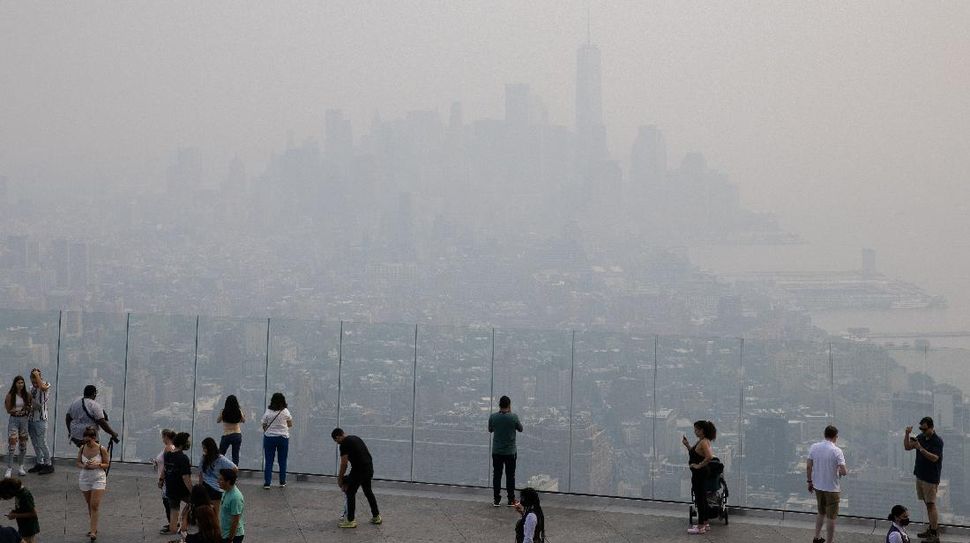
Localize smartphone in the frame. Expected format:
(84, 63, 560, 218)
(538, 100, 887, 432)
(909, 436, 918, 442)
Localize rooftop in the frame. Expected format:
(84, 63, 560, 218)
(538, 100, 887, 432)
(9, 464, 967, 543)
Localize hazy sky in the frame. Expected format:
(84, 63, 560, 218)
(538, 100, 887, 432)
(2, 1, 969, 312)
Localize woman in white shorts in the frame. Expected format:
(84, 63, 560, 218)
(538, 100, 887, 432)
(76, 426, 109, 541)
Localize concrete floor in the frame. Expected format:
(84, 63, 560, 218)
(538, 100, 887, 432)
(1, 464, 965, 543)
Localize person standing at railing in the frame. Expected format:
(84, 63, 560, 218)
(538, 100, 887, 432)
(26, 369, 52, 475)
(217, 395, 245, 466)
(807, 425, 847, 543)
(65, 385, 119, 448)
(904, 417, 943, 543)
(260, 393, 292, 489)
(331, 428, 381, 529)
(488, 395, 523, 507)
(4, 376, 31, 478)
(684, 420, 716, 535)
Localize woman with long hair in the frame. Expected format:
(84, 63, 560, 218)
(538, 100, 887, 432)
(261, 392, 293, 489)
(154, 429, 177, 535)
(4, 375, 32, 478)
(198, 437, 237, 503)
(180, 484, 222, 543)
(216, 395, 244, 465)
(76, 425, 109, 541)
(513, 487, 545, 543)
(683, 420, 717, 535)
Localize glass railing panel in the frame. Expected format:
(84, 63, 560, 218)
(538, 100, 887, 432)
(53, 311, 128, 459)
(740, 339, 831, 512)
(654, 335, 742, 504)
(194, 317, 268, 471)
(122, 313, 197, 462)
(491, 327, 572, 493)
(571, 330, 656, 497)
(0, 309, 61, 458)
(412, 324, 492, 485)
(266, 318, 340, 475)
(338, 322, 416, 480)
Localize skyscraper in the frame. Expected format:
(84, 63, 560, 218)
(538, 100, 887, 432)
(575, 37, 608, 170)
(630, 125, 668, 184)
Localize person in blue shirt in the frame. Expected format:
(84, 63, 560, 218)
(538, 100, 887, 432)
(903, 417, 943, 543)
(198, 437, 237, 503)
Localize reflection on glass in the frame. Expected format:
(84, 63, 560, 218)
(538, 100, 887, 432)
(654, 336, 741, 503)
(492, 328, 572, 493)
(413, 324, 491, 485)
(123, 314, 197, 462)
(54, 311, 128, 459)
(572, 331, 656, 497)
(267, 318, 340, 475)
(339, 322, 415, 480)
(195, 317, 268, 471)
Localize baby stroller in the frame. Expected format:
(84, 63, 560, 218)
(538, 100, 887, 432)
(688, 457, 729, 525)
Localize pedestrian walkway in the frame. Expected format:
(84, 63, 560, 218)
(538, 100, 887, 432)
(2, 464, 965, 542)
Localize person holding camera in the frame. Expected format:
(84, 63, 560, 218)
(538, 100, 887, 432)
(904, 417, 943, 542)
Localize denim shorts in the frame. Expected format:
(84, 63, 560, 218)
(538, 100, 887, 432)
(7, 415, 29, 438)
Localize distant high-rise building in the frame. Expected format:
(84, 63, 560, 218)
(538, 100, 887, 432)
(325, 109, 354, 162)
(166, 147, 203, 194)
(505, 83, 531, 128)
(5, 235, 30, 269)
(575, 41, 603, 134)
(68, 242, 90, 289)
(52, 238, 70, 288)
(576, 39, 608, 171)
(630, 125, 667, 184)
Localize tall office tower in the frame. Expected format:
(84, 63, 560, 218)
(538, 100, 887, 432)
(630, 125, 667, 184)
(575, 38, 608, 169)
(324, 109, 354, 161)
(68, 241, 90, 289)
(5, 235, 30, 269)
(166, 147, 203, 194)
(505, 83, 531, 128)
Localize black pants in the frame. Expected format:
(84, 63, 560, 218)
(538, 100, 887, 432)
(162, 495, 171, 521)
(691, 471, 711, 524)
(492, 453, 517, 504)
(345, 471, 379, 522)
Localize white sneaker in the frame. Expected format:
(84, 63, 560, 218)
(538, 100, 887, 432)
(3, 468, 10, 478)
(17, 465, 27, 476)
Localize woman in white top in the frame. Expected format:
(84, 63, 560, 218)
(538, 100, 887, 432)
(886, 504, 911, 543)
(261, 392, 293, 489)
(5, 375, 32, 478)
(152, 429, 176, 535)
(513, 487, 545, 543)
(76, 425, 109, 541)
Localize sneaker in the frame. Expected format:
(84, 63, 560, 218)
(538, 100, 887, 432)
(370, 515, 382, 525)
(917, 529, 932, 538)
(492, 502, 501, 507)
(813, 538, 825, 543)
(338, 519, 357, 529)
(923, 532, 940, 543)
(3, 468, 10, 478)
(17, 465, 27, 476)
(506, 500, 519, 507)
(687, 525, 707, 535)
(280, 482, 286, 488)
(39, 465, 54, 475)
(159, 526, 172, 534)
(263, 484, 271, 490)
(27, 464, 42, 473)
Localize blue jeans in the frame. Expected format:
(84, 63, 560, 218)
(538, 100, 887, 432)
(28, 419, 50, 465)
(262, 435, 288, 486)
(219, 433, 242, 465)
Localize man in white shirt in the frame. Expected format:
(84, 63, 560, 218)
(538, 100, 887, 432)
(807, 425, 848, 543)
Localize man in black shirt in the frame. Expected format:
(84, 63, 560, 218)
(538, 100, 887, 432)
(331, 428, 380, 529)
(904, 416, 943, 542)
